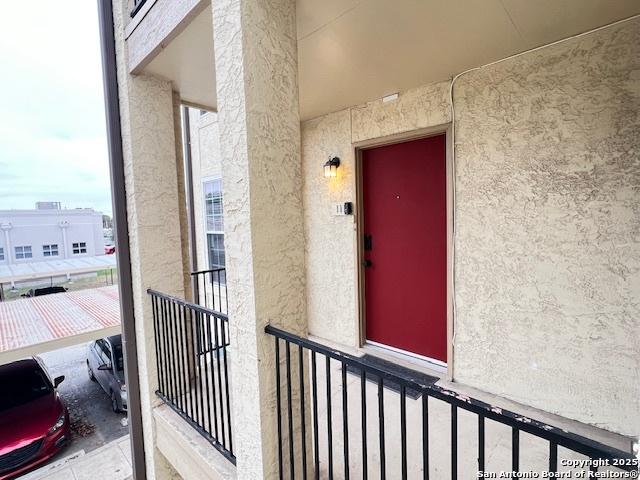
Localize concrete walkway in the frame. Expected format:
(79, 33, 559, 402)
(21, 435, 132, 480)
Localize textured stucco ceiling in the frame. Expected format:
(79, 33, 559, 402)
(142, 4, 215, 110)
(143, 0, 640, 120)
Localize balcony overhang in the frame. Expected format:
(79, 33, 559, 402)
(125, 0, 209, 76)
(129, 0, 640, 120)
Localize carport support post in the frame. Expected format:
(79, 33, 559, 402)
(99, 0, 188, 479)
(212, 0, 309, 477)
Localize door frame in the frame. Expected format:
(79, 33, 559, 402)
(354, 124, 454, 379)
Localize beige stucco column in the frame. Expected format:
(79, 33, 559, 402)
(212, 0, 307, 477)
(112, 1, 186, 478)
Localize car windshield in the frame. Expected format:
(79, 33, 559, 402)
(113, 344, 124, 371)
(0, 367, 52, 411)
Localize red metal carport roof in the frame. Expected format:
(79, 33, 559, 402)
(0, 285, 121, 364)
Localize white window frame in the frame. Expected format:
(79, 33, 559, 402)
(202, 177, 225, 271)
(72, 242, 87, 255)
(43, 244, 59, 257)
(15, 245, 33, 260)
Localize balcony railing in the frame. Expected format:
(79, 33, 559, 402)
(191, 267, 227, 314)
(266, 325, 637, 479)
(149, 289, 234, 464)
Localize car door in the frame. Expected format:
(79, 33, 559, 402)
(88, 341, 100, 374)
(103, 339, 118, 394)
(94, 340, 112, 394)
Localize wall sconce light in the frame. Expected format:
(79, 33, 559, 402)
(324, 156, 340, 178)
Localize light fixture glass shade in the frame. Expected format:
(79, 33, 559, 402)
(324, 164, 337, 177)
(324, 157, 340, 178)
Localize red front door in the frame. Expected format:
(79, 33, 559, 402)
(362, 135, 447, 362)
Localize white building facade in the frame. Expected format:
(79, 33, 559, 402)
(0, 207, 105, 265)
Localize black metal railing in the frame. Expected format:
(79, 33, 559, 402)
(149, 289, 234, 464)
(191, 267, 227, 314)
(266, 325, 637, 479)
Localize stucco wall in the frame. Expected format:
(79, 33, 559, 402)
(302, 79, 453, 349)
(301, 18, 640, 436)
(212, 0, 307, 476)
(301, 110, 359, 346)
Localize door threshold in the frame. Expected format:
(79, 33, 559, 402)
(363, 340, 447, 375)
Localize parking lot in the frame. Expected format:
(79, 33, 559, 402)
(39, 342, 129, 458)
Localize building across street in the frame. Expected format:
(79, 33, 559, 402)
(0, 203, 105, 267)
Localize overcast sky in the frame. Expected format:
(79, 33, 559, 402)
(0, 1, 112, 216)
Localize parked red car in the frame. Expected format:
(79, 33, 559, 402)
(0, 358, 70, 479)
(104, 245, 116, 255)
